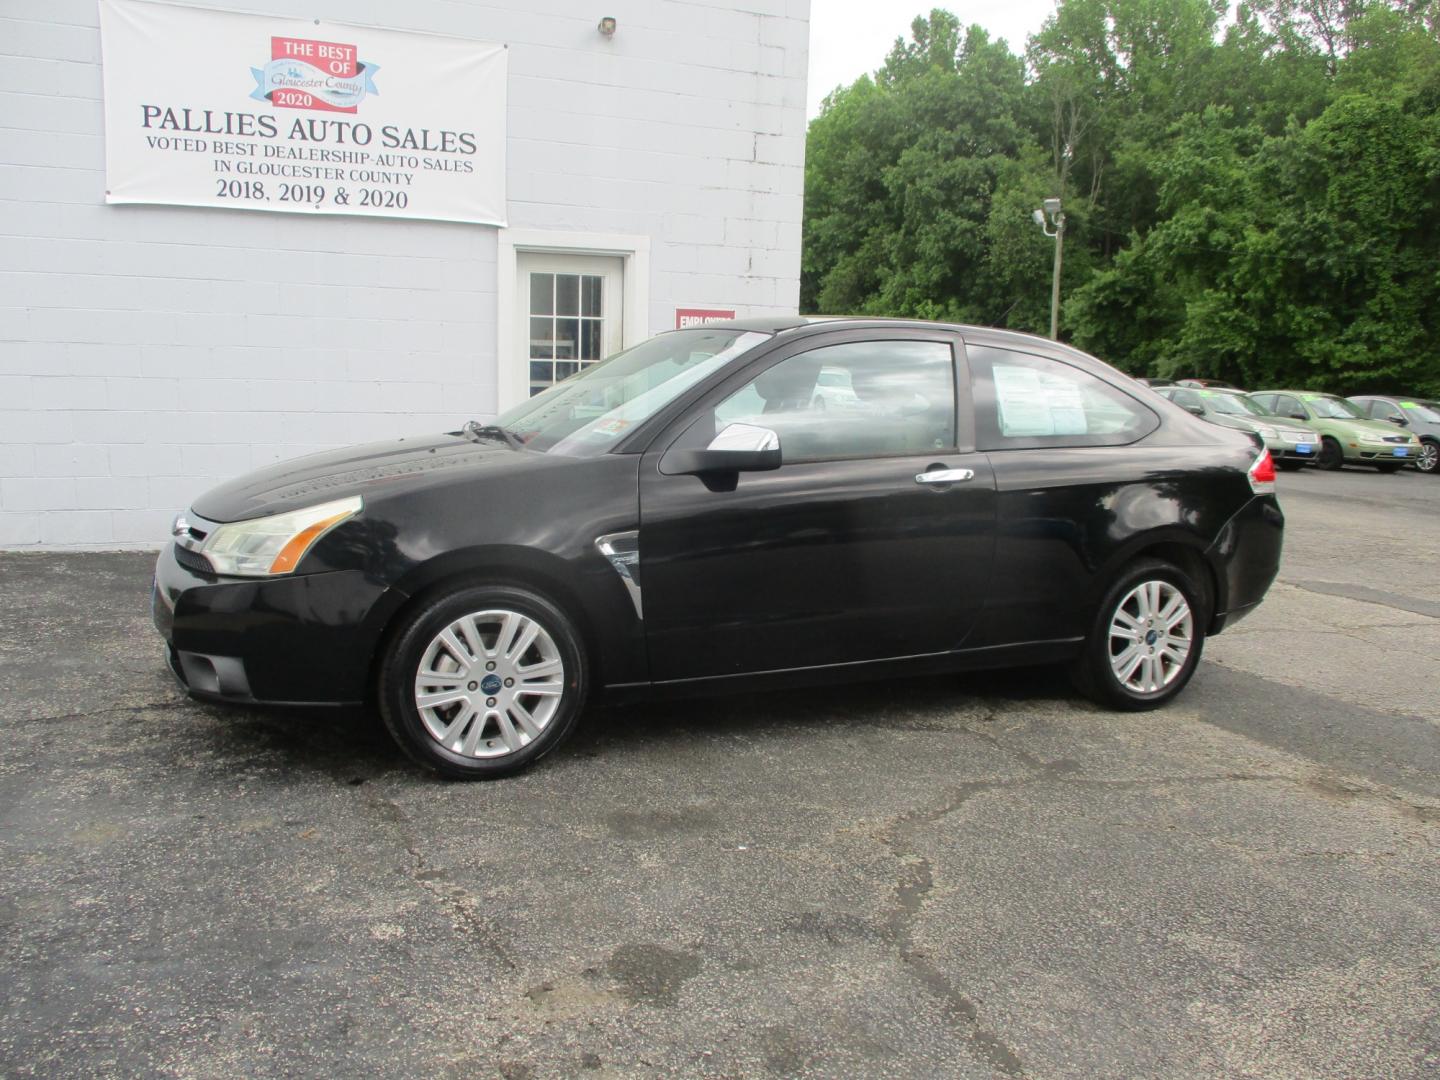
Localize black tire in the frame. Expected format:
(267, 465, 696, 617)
(1414, 439, 1438, 474)
(1375, 463, 1402, 474)
(1317, 436, 1344, 471)
(1069, 558, 1206, 711)
(377, 583, 588, 780)
(1276, 459, 1304, 472)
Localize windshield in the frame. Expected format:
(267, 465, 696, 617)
(1205, 392, 1267, 417)
(1305, 395, 1366, 419)
(495, 329, 771, 455)
(1400, 401, 1440, 423)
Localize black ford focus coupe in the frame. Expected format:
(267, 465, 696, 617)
(153, 318, 1283, 779)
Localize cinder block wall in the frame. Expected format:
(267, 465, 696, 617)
(0, 0, 809, 547)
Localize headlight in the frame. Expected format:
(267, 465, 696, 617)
(1256, 425, 1278, 439)
(200, 496, 362, 576)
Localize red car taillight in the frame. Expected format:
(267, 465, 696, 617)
(1248, 448, 1276, 494)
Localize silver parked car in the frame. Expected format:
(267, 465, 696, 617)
(1155, 386, 1320, 470)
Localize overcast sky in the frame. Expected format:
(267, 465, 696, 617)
(806, 0, 1059, 117)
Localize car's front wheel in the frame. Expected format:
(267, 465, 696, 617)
(1071, 558, 1205, 711)
(378, 584, 587, 779)
(1317, 436, 1344, 471)
(1414, 439, 1438, 474)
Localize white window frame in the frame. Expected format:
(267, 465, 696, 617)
(496, 228, 651, 411)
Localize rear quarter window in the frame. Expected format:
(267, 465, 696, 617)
(969, 344, 1158, 450)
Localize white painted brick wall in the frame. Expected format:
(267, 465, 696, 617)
(1, 0, 810, 548)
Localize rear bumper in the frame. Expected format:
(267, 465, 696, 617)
(1206, 494, 1284, 634)
(152, 543, 399, 706)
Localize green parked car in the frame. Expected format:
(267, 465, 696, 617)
(1250, 390, 1423, 472)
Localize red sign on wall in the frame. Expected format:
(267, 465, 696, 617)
(675, 307, 736, 329)
(265, 36, 369, 113)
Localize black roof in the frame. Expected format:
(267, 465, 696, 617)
(668, 317, 1155, 395)
(691, 315, 1062, 350)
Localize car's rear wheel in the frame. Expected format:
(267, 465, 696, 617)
(1317, 437, 1344, 471)
(1413, 440, 1437, 474)
(378, 584, 587, 780)
(1071, 558, 1205, 711)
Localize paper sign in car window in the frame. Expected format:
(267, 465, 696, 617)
(993, 364, 1056, 436)
(1038, 373, 1089, 435)
(1401, 402, 1417, 409)
(994, 364, 1091, 436)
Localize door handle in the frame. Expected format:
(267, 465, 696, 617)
(915, 468, 975, 485)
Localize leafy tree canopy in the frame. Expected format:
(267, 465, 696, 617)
(802, 0, 1440, 395)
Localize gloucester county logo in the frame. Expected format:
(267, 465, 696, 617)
(250, 36, 379, 114)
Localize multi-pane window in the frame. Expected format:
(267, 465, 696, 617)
(529, 273, 604, 396)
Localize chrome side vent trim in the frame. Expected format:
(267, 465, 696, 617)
(595, 531, 642, 620)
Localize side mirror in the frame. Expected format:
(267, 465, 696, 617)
(662, 423, 782, 476)
(1184, 404, 1206, 417)
(1385, 415, 1407, 426)
(1289, 412, 1307, 421)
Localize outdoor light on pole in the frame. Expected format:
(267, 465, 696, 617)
(1032, 197, 1065, 339)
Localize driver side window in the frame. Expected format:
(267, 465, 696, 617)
(1273, 395, 1305, 419)
(710, 340, 956, 462)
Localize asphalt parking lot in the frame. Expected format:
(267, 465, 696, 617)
(2, 466, 1438, 1079)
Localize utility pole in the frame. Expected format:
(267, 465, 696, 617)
(1032, 198, 1065, 339)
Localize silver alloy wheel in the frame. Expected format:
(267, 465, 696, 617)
(1419, 442, 1439, 474)
(413, 608, 565, 759)
(1107, 580, 1194, 694)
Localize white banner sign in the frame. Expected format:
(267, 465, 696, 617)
(100, 0, 507, 225)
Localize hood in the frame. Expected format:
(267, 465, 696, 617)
(1328, 415, 1416, 438)
(191, 432, 532, 522)
(1205, 413, 1262, 433)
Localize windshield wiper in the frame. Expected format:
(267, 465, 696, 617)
(461, 420, 524, 450)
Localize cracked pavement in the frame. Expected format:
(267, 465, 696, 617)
(2, 467, 1439, 1078)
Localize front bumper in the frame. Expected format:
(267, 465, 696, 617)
(1349, 444, 1418, 462)
(1268, 438, 1318, 462)
(152, 542, 398, 706)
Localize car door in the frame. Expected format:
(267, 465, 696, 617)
(959, 336, 1174, 649)
(1367, 399, 1404, 426)
(1271, 394, 1309, 422)
(637, 329, 997, 683)
(1169, 388, 1206, 416)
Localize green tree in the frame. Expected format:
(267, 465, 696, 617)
(803, 15, 1034, 323)
(802, 1, 1440, 392)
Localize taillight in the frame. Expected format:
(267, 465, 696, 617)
(1248, 448, 1276, 494)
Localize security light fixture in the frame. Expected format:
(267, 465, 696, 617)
(597, 16, 616, 36)
(1032, 197, 1067, 340)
